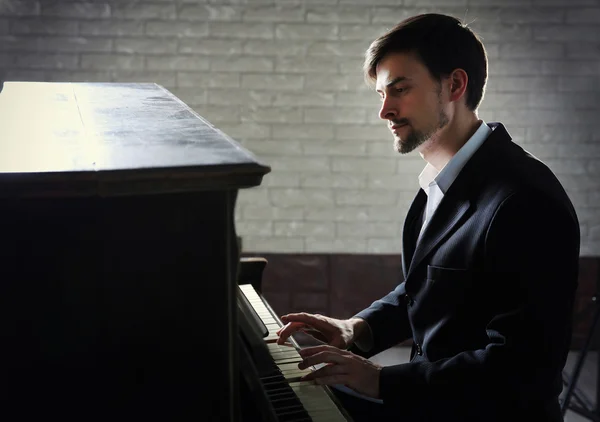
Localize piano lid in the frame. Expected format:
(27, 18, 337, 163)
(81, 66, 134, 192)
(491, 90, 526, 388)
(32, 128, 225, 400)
(0, 82, 270, 198)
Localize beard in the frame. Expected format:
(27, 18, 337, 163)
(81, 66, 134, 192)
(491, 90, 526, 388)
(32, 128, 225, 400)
(394, 107, 450, 155)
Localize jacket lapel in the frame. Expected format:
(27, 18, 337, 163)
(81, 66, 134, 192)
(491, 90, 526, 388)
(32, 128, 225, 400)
(402, 189, 427, 278)
(407, 197, 472, 276)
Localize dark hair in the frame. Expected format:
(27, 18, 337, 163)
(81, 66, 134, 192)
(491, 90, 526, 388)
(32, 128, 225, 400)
(364, 13, 488, 111)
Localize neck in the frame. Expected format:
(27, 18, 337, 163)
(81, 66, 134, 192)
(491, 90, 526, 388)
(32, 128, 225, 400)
(419, 111, 481, 172)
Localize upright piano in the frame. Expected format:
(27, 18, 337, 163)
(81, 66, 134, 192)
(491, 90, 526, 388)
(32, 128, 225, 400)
(0, 82, 350, 421)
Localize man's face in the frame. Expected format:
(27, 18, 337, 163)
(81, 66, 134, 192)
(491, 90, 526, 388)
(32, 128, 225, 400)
(375, 52, 449, 154)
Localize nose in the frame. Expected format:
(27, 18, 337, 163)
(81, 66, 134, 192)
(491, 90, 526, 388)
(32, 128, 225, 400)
(378, 97, 398, 121)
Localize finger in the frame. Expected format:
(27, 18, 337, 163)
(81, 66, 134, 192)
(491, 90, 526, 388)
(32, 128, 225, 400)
(276, 321, 307, 345)
(299, 345, 351, 358)
(280, 312, 331, 332)
(310, 374, 349, 386)
(301, 363, 346, 381)
(298, 351, 347, 370)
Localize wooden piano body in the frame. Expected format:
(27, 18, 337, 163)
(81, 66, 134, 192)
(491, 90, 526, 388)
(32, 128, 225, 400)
(0, 82, 350, 421)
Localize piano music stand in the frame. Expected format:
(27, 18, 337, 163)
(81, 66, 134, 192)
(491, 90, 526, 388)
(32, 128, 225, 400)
(561, 290, 600, 422)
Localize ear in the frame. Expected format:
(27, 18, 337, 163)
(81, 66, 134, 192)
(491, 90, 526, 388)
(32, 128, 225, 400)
(448, 69, 468, 103)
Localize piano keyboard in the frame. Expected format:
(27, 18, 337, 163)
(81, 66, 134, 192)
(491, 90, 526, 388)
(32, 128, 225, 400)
(239, 284, 348, 422)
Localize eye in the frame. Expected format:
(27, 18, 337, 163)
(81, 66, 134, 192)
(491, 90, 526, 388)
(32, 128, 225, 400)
(396, 87, 405, 93)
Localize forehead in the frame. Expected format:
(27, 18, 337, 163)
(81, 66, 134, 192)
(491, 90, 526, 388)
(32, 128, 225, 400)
(375, 52, 428, 89)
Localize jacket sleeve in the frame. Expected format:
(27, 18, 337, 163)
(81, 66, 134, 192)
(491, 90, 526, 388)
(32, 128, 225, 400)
(378, 191, 580, 404)
(350, 281, 413, 357)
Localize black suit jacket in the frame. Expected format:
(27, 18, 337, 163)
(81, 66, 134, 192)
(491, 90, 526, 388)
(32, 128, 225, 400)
(354, 123, 580, 421)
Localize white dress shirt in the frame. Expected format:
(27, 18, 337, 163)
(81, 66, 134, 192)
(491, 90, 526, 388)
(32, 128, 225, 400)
(417, 121, 492, 241)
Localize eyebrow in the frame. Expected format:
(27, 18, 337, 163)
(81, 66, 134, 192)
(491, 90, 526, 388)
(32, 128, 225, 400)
(376, 76, 411, 92)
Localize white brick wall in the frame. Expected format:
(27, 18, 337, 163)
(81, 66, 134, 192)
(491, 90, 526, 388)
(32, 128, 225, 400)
(1, 0, 599, 255)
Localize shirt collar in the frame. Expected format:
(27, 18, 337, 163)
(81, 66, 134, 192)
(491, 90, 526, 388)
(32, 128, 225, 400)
(418, 121, 492, 193)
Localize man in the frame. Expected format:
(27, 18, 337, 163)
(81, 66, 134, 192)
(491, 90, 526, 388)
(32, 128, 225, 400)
(277, 13, 580, 422)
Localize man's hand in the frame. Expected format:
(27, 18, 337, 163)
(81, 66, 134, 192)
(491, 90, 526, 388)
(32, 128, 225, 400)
(276, 313, 366, 349)
(298, 345, 382, 399)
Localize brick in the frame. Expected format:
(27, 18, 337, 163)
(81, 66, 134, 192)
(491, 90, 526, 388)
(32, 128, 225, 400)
(193, 105, 240, 123)
(262, 155, 330, 172)
(243, 139, 303, 155)
(544, 159, 588, 176)
(486, 76, 555, 92)
(332, 157, 396, 174)
(488, 59, 542, 76)
(276, 24, 337, 40)
(558, 76, 600, 92)
(115, 38, 177, 55)
(36, 36, 112, 53)
(178, 72, 238, 88)
(147, 57, 210, 72)
(304, 107, 367, 124)
(306, 73, 369, 92)
(178, 4, 242, 21)
(336, 124, 390, 141)
(272, 124, 334, 140)
(528, 93, 599, 109)
(339, 25, 386, 41)
(236, 221, 273, 236)
(535, 26, 600, 43)
(241, 74, 303, 90)
(276, 56, 338, 73)
(270, 188, 335, 207)
(301, 173, 367, 189)
(566, 42, 600, 59)
(179, 39, 242, 55)
(340, 0, 406, 4)
(274, 92, 334, 106)
(558, 144, 600, 158)
(306, 237, 366, 254)
(15, 53, 78, 69)
(371, 7, 425, 24)
(470, 23, 532, 42)
(368, 204, 413, 221)
(499, 7, 564, 23)
(367, 238, 401, 254)
(541, 60, 599, 76)
(243, 40, 307, 56)
(216, 122, 271, 140)
(498, 42, 564, 59)
(42, 2, 110, 19)
(207, 89, 275, 106)
(243, 5, 304, 22)
(260, 172, 301, 187)
(275, 222, 335, 237)
(338, 57, 365, 74)
(0, 19, 7, 34)
(112, 3, 176, 19)
(2, 69, 44, 81)
(307, 41, 367, 57)
(366, 141, 396, 157)
(0, 52, 13, 67)
(46, 70, 112, 82)
(336, 92, 381, 107)
(80, 20, 143, 36)
(482, 93, 529, 110)
(0, 0, 40, 16)
(567, 8, 600, 23)
(242, 205, 303, 221)
(211, 56, 273, 72)
(169, 88, 207, 107)
(337, 221, 400, 237)
(210, 22, 274, 39)
(404, 0, 466, 5)
(12, 18, 78, 35)
(495, 110, 597, 126)
(307, 7, 369, 24)
(335, 189, 397, 205)
(533, 0, 598, 6)
(242, 236, 304, 253)
(145, 21, 208, 38)
(81, 54, 144, 70)
(241, 105, 302, 123)
(302, 140, 367, 156)
(111, 71, 176, 88)
(305, 206, 369, 222)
